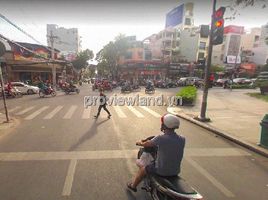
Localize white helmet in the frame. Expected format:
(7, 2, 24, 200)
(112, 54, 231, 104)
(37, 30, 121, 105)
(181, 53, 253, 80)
(161, 114, 180, 129)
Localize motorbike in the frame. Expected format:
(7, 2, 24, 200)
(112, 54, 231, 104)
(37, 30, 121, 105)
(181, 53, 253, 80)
(1, 87, 23, 98)
(136, 136, 203, 200)
(121, 84, 132, 93)
(63, 85, 80, 94)
(39, 86, 56, 98)
(145, 86, 155, 94)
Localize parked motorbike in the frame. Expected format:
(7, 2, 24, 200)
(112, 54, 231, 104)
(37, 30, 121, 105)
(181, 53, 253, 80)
(39, 86, 56, 98)
(136, 136, 203, 200)
(63, 86, 80, 94)
(121, 84, 132, 93)
(145, 86, 155, 94)
(131, 84, 141, 92)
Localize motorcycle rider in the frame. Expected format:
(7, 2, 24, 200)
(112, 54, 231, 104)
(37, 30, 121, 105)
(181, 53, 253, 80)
(146, 80, 154, 90)
(6, 81, 13, 95)
(38, 79, 48, 93)
(127, 114, 185, 192)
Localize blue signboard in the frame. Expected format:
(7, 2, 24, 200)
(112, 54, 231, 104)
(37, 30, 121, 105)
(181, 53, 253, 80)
(165, 4, 184, 28)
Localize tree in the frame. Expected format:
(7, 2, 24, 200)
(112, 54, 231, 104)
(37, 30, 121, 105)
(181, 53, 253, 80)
(261, 64, 268, 72)
(72, 49, 94, 70)
(211, 65, 225, 73)
(96, 34, 130, 79)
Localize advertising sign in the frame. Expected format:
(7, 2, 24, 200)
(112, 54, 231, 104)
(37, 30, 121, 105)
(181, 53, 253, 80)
(227, 55, 241, 64)
(9, 42, 56, 61)
(224, 25, 244, 34)
(165, 4, 184, 28)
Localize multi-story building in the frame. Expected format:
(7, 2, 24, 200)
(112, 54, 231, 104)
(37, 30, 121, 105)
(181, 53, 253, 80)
(252, 23, 268, 65)
(47, 24, 81, 60)
(212, 25, 244, 68)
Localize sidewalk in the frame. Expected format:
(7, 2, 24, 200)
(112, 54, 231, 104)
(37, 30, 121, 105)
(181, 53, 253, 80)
(168, 88, 268, 157)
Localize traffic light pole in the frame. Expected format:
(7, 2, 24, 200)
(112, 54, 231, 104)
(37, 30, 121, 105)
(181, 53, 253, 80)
(0, 61, 9, 122)
(198, 0, 217, 121)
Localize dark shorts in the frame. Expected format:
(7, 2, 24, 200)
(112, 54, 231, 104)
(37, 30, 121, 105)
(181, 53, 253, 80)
(145, 162, 156, 175)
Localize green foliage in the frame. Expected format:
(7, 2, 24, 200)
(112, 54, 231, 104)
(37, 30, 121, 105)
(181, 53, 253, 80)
(231, 84, 256, 89)
(247, 93, 268, 102)
(211, 65, 224, 73)
(72, 49, 94, 70)
(261, 64, 268, 72)
(95, 34, 130, 78)
(176, 86, 197, 105)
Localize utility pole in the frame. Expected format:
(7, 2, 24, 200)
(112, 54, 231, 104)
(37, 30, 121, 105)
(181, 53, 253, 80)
(198, 0, 217, 121)
(47, 31, 58, 89)
(0, 41, 9, 122)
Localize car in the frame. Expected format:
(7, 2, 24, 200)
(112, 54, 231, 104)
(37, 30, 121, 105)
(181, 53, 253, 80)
(215, 79, 228, 86)
(177, 77, 200, 86)
(233, 78, 247, 84)
(11, 82, 39, 94)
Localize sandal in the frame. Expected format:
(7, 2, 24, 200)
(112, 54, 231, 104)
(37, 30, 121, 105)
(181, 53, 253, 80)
(127, 182, 137, 192)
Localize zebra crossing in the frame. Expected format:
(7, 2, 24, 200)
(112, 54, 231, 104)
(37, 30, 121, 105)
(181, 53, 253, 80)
(7, 105, 164, 121)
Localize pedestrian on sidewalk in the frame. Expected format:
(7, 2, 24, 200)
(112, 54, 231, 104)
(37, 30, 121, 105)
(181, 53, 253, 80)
(94, 88, 111, 119)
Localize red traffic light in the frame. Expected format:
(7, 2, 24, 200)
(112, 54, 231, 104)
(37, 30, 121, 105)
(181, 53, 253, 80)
(215, 19, 224, 27)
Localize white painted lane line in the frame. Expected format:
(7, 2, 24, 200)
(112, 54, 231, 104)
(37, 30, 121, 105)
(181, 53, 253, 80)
(62, 159, 77, 196)
(9, 106, 21, 112)
(25, 106, 49, 120)
(44, 106, 63, 119)
(240, 115, 261, 118)
(16, 106, 35, 115)
(82, 107, 91, 119)
(212, 116, 233, 119)
(186, 157, 235, 198)
(0, 148, 250, 161)
(113, 106, 127, 118)
(139, 106, 161, 118)
(127, 106, 144, 118)
(63, 105, 77, 119)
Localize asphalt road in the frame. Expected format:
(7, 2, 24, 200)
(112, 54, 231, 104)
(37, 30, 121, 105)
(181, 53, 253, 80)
(0, 84, 267, 200)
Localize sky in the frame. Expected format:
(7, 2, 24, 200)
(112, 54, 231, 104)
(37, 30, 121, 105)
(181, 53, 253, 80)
(0, 0, 267, 63)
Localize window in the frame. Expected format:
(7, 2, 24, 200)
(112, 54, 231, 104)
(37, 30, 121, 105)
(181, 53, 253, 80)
(138, 51, 143, 59)
(198, 52, 205, 59)
(185, 18, 191, 25)
(125, 51, 132, 59)
(199, 42, 206, 50)
(220, 54, 224, 61)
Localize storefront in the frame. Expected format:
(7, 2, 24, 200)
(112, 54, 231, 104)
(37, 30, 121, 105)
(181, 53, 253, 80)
(167, 63, 190, 79)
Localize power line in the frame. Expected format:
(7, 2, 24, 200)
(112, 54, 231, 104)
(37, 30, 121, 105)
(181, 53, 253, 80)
(0, 13, 43, 45)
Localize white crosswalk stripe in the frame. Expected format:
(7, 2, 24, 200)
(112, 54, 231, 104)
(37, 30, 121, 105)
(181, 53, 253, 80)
(139, 106, 161, 118)
(16, 106, 35, 115)
(126, 106, 144, 118)
(82, 107, 91, 119)
(9, 106, 21, 112)
(44, 106, 63, 119)
(113, 106, 127, 118)
(63, 106, 78, 119)
(25, 106, 49, 120)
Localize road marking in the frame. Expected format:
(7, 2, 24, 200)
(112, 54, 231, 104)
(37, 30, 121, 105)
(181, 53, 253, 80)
(126, 106, 144, 118)
(63, 105, 77, 119)
(9, 106, 21, 112)
(139, 106, 161, 118)
(186, 157, 235, 198)
(240, 115, 261, 118)
(113, 106, 127, 118)
(44, 106, 63, 119)
(62, 159, 77, 196)
(212, 116, 233, 119)
(0, 148, 249, 161)
(82, 107, 91, 119)
(25, 106, 49, 120)
(16, 106, 35, 115)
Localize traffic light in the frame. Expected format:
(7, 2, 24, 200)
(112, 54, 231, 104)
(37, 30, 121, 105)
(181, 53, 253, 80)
(212, 7, 226, 45)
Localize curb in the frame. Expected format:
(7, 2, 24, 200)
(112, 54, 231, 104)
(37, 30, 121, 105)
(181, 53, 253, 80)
(167, 107, 268, 158)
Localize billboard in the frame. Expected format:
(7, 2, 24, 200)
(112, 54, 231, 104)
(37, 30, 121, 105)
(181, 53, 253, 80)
(224, 25, 244, 34)
(9, 42, 58, 61)
(165, 4, 184, 28)
(227, 55, 241, 64)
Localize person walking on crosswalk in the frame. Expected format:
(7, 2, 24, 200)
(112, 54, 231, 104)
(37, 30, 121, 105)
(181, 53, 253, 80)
(94, 88, 111, 119)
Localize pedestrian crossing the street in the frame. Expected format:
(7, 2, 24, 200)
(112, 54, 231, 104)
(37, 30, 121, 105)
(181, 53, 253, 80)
(8, 105, 163, 121)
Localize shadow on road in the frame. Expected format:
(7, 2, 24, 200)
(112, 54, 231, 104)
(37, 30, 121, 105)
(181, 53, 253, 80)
(69, 118, 109, 151)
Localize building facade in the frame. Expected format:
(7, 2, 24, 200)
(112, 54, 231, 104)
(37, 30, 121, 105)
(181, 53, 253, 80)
(47, 24, 81, 60)
(252, 23, 268, 65)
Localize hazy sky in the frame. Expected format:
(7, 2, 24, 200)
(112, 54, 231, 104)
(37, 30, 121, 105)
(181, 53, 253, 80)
(0, 0, 267, 60)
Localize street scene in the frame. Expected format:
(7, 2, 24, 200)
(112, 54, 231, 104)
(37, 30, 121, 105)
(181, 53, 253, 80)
(0, 0, 268, 200)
